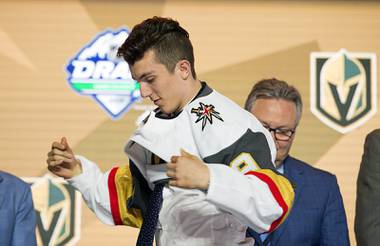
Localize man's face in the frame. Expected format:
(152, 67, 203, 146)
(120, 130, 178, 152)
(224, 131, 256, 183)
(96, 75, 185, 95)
(250, 98, 298, 166)
(130, 49, 187, 114)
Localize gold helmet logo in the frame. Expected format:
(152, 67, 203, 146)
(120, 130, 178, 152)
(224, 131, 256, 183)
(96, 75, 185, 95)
(25, 175, 81, 245)
(310, 49, 377, 133)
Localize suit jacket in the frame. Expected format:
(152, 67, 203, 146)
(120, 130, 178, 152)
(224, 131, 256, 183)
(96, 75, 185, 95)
(0, 171, 37, 246)
(355, 129, 380, 246)
(248, 156, 349, 246)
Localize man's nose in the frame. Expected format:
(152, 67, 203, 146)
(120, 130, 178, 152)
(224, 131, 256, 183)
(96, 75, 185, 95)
(139, 82, 152, 98)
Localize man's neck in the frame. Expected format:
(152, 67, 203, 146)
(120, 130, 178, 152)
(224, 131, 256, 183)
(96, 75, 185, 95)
(276, 155, 290, 170)
(178, 79, 202, 112)
(187, 79, 202, 103)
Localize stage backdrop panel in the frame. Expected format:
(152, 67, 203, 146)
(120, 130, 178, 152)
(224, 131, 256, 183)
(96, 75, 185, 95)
(1, 0, 379, 245)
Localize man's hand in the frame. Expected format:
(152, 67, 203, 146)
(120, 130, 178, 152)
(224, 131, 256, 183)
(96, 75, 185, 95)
(46, 137, 82, 179)
(167, 149, 210, 190)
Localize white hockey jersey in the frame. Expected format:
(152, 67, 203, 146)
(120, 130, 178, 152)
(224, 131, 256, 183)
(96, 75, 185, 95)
(70, 83, 294, 246)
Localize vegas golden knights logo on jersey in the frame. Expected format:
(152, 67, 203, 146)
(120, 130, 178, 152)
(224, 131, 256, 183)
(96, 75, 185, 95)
(310, 49, 377, 133)
(191, 102, 224, 131)
(25, 175, 81, 246)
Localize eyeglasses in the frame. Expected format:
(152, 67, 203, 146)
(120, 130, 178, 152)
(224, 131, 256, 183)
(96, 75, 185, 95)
(263, 125, 295, 141)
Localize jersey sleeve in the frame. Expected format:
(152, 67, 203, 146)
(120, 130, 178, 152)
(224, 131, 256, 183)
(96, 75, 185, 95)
(206, 164, 293, 234)
(203, 130, 294, 233)
(68, 155, 143, 228)
(107, 165, 143, 228)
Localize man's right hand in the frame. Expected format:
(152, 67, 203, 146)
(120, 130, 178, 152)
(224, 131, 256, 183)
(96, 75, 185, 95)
(46, 137, 82, 179)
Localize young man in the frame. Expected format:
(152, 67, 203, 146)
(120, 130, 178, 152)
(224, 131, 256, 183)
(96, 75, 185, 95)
(0, 171, 37, 246)
(245, 78, 349, 245)
(47, 17, 294, 246)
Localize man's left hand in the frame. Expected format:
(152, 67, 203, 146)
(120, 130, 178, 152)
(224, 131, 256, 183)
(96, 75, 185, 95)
(167, 149, 210, 190)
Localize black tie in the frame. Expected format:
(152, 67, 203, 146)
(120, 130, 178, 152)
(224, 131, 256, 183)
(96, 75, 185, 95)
(136, 183, 164, 246)
(246, 228, 265, 246)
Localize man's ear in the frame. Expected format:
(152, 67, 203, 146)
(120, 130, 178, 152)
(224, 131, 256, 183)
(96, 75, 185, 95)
(177, 60, 191, 80)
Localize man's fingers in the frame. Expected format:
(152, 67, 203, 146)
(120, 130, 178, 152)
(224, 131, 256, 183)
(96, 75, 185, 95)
(47, 165, 57, 173)
(166, 169, 176, 179)
(47, 151, 74, 163)
(166, 162, 180, 180)
(47, 156, 74, 167)
(51, 141, 65, 150)
(170, 155, 179, 163)
(48, 165, 71, 179)
(47, 159, 64, 167)
(51, 148, 73, 159)
(61, 137, 73, 152)
(169, 179, 188, 188)
(168, 179, 177, 187)
(167, 162, 176, 169)
(51, 137, 73, 153)
(48, 165, 62, 172)
(180, 148, 191, 157)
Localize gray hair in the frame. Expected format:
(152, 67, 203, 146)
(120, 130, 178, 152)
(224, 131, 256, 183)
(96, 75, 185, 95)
(244, 78, 303, 125)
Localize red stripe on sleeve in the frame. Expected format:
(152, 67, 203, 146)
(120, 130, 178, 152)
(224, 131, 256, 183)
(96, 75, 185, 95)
(245, 171, 288, 232)
(108, 167, 123, 225)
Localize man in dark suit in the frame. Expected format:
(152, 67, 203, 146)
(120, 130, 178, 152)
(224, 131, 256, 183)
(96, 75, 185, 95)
(0, 171, 37, 246)
(355, 129, 380, 246)
(245, 78, 349, 246)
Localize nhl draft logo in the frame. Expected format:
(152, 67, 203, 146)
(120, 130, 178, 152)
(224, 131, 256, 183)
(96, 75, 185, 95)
(310, 49, 377, 133)
(24, 175, 81, 246)
(66, 28, 140, 120)
(191, 102, 224, 130)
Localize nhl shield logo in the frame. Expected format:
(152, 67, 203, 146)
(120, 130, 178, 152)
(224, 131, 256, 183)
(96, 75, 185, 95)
(24, 175, 81, 246)
(66, 28, 141, 120)
(310, 49, 377, 133)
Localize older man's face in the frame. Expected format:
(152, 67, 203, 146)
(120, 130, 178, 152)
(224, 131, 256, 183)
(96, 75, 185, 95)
(251, 98, 298, 166)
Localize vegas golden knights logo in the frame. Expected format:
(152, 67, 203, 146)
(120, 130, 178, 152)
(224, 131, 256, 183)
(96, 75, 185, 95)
(310, 49, 377, 133)
(25, 175, 81, 246)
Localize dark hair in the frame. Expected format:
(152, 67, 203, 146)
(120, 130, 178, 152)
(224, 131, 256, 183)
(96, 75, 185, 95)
(244, 78, 303, 125)
(118, 16, 196, 78)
